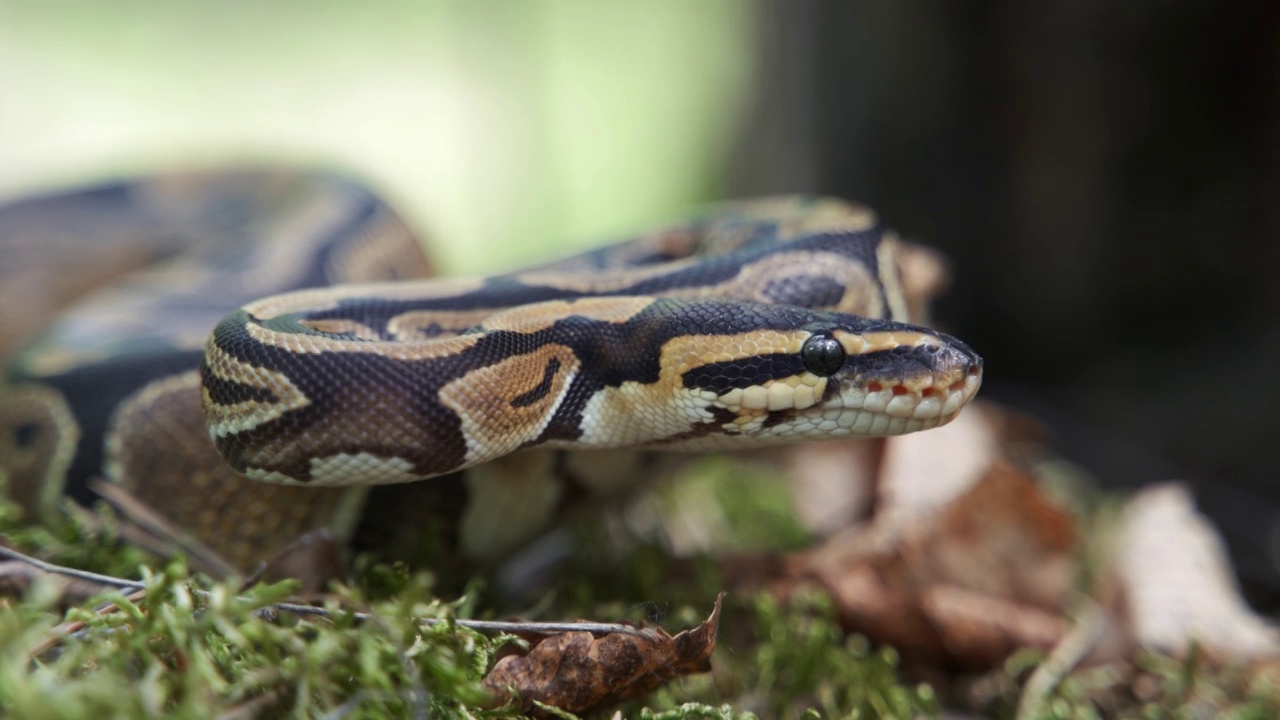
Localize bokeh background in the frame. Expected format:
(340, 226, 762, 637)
(2, 2, 1278, 602)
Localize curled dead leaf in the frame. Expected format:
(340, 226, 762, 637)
(732, 403, 1077, 671)
(483, 593, 723, 717)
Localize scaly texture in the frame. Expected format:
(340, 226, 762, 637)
(0, 174, 981, 568)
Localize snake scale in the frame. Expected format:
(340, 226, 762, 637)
(0, 169, 982, 572)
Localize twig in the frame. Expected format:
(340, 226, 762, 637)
(1016, 598, 1108, 719)
(0, 543, 644, 636)
(0, 544, 146, 592)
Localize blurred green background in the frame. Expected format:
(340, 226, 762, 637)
(0, 1, 751, 272)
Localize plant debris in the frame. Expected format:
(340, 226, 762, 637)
(483, 594, 723, 716)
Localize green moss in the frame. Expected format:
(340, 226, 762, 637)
(0, 559, 505, 719)
(0, 484, 939, 719)
(6, 474, 1277, 719)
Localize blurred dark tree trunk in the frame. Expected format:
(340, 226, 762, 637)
(727, 0, 1280, 603)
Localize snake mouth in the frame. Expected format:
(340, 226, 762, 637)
(691, 335, 983, 446)
(820, 335, 984, 435)
(832, 361, 983, 433)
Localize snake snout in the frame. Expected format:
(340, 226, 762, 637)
(834, 331, 983, 430)
(931, 333, 983, 380)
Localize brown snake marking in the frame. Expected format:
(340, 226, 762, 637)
(1, 170, 982, 571)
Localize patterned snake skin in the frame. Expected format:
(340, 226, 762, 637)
(0, 169, 982, 572)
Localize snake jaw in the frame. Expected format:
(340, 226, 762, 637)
(759, 331, 982, 440)
(830, 333, 983, 428)
(672, 319, 983, 449)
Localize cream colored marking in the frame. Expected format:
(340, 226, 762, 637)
(518, 249, 884, 317)
(711, 196, 878, 243)
(202, 345, 311, 436)
(244, 467, 303, 484)
(794, 383, 817, 409)
(477, 296, 655, 334)
(663, 330, 808, 373)
(574, 384, 709, 449)
(833, 329, 941, 356)
(243, 276, 488, 321)
(663, 251, 883, 317)
(243, 319, 481, 360)
(298, 318, 383, 340)
(876, 233, 913, 322)
(438, 343, 581, 465)
(386, 308, 494, 341)
(886, 394, 917, 418)
(741, 386, 768, 410)
(639, 340, 982, 451)
(19, 344, 119, 379)
(0, 382, 79, 520)
(575, 329, 814, 447)
(768, 381, 798, 411)
(460, 450, 563, 560)
(913, 395, 943, 419)
(513, 260, 698, 294)
(717, 375, 827, 413)
(309, 453, 420, 487)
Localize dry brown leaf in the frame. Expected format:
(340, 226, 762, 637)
(731, 404, 1078, 671)
(798, 462, 1073, 668)
(483, 593, 723, 716)
(913, 460, 1075, 609)
(919, 584, 1066, 668)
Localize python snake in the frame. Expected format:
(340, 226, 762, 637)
(0, 169, 982, 571)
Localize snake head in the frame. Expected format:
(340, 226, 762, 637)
(784, 321, 984, 436)
(575, 298, 984, 450)
(203, 296, 983, 485)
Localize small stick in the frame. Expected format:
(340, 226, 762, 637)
(0, 543, 644, 636)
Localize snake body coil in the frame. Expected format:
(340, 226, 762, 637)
(0, 170, 982, 570)
(206, 298, 979, 486)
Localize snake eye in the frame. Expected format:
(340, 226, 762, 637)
(801, 333, 845, 376)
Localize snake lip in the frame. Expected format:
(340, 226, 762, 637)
(835, 338, 983, 428)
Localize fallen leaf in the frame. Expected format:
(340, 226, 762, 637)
(918, 584, 1066, 668)
(914, 460, 1075, 609)
(731, 403, 1077, 672)
(483, 593, 723, 717)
